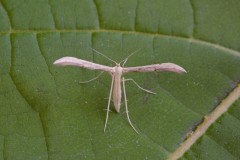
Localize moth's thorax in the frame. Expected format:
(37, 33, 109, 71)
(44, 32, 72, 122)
(113, 64, 123, 75)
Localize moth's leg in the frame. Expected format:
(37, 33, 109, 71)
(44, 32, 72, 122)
(124, 78, 156, 94)
(104, 76, 114, 132)
(122, 77, 139, 134)
(79, 71, 104, 83)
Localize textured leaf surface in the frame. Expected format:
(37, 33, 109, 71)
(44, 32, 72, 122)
(0, 0, 240, 159)
(181, 99, 240, 160)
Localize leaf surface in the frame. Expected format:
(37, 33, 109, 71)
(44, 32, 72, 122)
(0, 0, 240, 159)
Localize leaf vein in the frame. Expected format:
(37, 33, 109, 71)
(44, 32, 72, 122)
(167, 84, 240, 160)
(9, 35, 50, 160)
(47, 0, 56, 29)
(0, 30, 239, 57)
(92, 0, 100, 29)
(189, 0, 195, 37)
(0, 1, 12, 30)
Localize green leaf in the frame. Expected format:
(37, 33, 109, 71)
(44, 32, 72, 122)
(181, 99, 240, 160)
(0, 0, 240, 159)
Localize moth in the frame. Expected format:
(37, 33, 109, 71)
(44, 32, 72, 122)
(53, 49, 186, 133)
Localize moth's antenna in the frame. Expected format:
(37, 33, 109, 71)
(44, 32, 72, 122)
(120, 48, 143, 67)
(90, 48, 118, 64)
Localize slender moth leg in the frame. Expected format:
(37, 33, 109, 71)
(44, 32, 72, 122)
(79, 71, 104, 83)
(122, 77, 139, 134)
(104, 76, 115, 132)
(124, 78, 156, 94)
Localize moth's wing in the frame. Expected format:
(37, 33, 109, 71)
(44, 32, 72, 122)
(123, 63, 186, 74)
(53, 57, 113, 72)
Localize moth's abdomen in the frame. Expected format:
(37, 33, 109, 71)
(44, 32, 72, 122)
(113, 76, 121, 112)
(112, 66, 123, 112)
